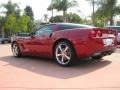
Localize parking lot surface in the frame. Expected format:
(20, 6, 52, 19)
(0, 44, 120, 90)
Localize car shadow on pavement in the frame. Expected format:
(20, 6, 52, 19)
(0, 56, 111, 79)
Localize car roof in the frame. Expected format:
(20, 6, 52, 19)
(47, 23, 94, 28)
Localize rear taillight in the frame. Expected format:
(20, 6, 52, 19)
(90, 30, 96, 37)
(97, 30, 102, 37)
(90, 29, 103, 38)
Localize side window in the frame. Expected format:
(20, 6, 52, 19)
(35, 25, 53, 36)
(59, 25, 73, 30)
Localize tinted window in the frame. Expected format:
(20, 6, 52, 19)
(59, 24, 93, 30)
(35, 25, 53, 36)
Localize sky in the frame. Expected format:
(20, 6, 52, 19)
(0, 0, 120, 20)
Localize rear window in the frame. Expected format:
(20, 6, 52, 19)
(59, 24, 93, 30)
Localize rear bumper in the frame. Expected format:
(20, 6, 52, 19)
(74, 38, 117, 59)
(91, 48, 115, 57)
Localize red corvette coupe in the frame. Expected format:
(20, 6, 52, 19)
(11, 23, 117, 66)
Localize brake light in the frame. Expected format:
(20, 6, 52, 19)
(90, 29, 103, 38)
(97, 30, 102, 37)
(90, 30, 96, 37)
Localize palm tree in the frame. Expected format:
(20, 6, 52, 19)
(47, 3, 54, 18)
(0, 16, 5, 38)
(44, 14, 49, 23)
(48, 0, 79, 22)
(86, 0, 98, 25)
(97, 0, 120, 25)
(47, 4, 54, 22)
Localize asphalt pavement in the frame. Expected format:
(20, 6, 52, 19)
(0, 44, 120, 90)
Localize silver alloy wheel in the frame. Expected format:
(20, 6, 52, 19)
(12, 43, 19, 56)
(55, 43, 71, 65)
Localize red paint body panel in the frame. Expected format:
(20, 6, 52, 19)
(13, 23, 117, 59)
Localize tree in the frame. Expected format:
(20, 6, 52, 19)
(17, 15, 30, 33)
(24, 6, 34, 20)
(67, 12, 84, 23)
(1, 0, 19, 16)
(48, 0, 79, 22)
(24, 6, 34, 32)
(0, 0, 20, 37)
(47, 3, 54, 20)
(49, 15, 63, 22)
(97, 0, 120, 25)
(86, 0, 98, 26)
(0, 16, 5, 38)
(44, 14, 49, 23)
(49, 13, 85, 23)
(4, 15, 16, 36)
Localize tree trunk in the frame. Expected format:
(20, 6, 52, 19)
(63, 10, 67, 22)
(92, 0, 95, 26)
(51, 9, 54, 22)
(52, 9, 53, 18)
(110, 14, 114, 26)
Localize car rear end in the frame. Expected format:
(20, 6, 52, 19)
(54, 23, 117, 59)
(75, 28, 117, 58)
(78, 28, 117, 58)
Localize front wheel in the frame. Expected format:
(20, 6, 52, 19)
(54, 41, 76, 67)
(12, 42, 22, 57)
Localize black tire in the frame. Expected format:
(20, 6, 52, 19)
(92, 55, 103, 60)
(54, 41, 76, 67)
(12, 42, 22, 57)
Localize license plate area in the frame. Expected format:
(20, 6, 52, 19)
(103, 38, 113, 46)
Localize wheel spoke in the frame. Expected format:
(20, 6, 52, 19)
(58, 45, 63, 52)
(61, 56, 64, 64)
(64, 46, 68, 52)
(56, 54, 62, 57)
(15, 48, 18, 54)
(64, 54, 70, 60)
(12, 44, 19, 56)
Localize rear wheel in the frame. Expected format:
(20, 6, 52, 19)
(92, 55, 103, 60)
(54, 41, 76, 67)
(12, 42, 22, 57)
